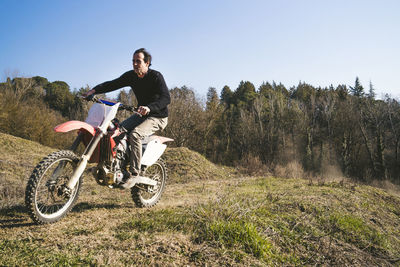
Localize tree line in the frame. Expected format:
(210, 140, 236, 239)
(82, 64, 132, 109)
(0, 76, 79, 148)
(163, 78, 400, 182)
(1, 75, 399, 182)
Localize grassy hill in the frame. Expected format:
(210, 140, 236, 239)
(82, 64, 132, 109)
(0, 132, 400, 266)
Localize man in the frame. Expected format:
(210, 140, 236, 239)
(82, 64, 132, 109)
(83, 48, 170, 189)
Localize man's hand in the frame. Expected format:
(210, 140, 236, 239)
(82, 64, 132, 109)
(82, 89, 96, 100)
(138, 106, 150, 116)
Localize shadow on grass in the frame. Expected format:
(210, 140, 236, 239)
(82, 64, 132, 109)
(0, 204, 27, 216)
(0, 205, 35, 228)
(0, 202, 130, 228)
(0, 220, 35, 228)
(72, 201, 126, 212)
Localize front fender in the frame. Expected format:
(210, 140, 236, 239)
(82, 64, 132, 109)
(54, 120, 96, 136)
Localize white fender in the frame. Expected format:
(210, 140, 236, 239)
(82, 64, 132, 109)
(141, 139, 167, 166)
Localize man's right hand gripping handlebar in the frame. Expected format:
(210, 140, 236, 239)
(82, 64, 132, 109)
(82, 89, 96, 101)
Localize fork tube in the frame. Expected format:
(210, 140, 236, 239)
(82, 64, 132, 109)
(70, 132, 83, 152)
(66, 130, 104, 190)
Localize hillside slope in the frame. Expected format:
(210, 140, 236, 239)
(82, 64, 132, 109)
(1, 133, 400, 266)
(0, 132, 235, 207)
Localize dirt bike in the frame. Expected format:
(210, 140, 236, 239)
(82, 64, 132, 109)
(25, 97, 173, 224)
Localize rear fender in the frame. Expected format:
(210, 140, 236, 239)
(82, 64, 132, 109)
(155, 136, 174, 144)
(141, 136, 173, 166)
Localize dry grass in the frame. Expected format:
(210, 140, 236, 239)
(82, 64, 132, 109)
(163, 146, 238, 183)
(2, 175, 399, 266)
(369, 179, 400, 197)
(1, 133, 400, 266)
(0, 132, 56, 208)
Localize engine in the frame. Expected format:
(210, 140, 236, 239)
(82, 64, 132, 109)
(94, 133, 129, 186)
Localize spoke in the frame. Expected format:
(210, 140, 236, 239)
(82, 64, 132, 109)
(50, 204, 55, 215)
(37, 190, 49, 204)
(49, 190, 57, 202)
(139, 163, 164, 200)
(36, 161, 73, 215)
(42, 204, 49, 214)
(36, 187, 49, 194)
(38, 203, 44, 213)
(31, 155, 81, 220)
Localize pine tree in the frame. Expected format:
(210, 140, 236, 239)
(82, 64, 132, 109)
(220, 85, 233, 107)
(349, 77, 364, 97)
(368, 81, 376, 99)
(233, 81, 256, 108)
(206, 87, 219, 111)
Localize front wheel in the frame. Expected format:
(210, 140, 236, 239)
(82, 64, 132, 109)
(25, 150, 82, 224)
(131, 158, 167, 208)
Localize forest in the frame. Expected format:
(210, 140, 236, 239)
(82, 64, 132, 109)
(1, 75, 399, 183)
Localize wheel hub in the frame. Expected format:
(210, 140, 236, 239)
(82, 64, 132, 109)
(57, 185, 72, 198)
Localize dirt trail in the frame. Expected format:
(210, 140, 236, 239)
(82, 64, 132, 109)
(0, 175, 246, 238)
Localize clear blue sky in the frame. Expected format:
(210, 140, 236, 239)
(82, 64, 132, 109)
(1, 0, 399, 99)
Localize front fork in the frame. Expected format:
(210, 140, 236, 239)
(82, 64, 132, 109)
(47, 133, 83, 187)
(70, 132, 83, 152)
(66, 130, 105, 190)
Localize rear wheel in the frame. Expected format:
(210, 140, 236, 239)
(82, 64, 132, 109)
(25, 150, 82, 224)
(131, 159, 167, 208)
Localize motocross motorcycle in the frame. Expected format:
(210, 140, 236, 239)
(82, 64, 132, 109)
(25, 97, 173, 224)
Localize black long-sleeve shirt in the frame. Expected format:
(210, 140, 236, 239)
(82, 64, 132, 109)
(93, 69, 170, 118)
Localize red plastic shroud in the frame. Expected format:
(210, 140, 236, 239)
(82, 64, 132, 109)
(54, 121, 174, 163)
(54, 121, 117, 163)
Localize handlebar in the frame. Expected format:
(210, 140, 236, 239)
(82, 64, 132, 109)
(81, 94, 140, 115)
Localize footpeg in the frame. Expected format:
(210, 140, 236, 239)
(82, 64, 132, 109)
(120, 176, 157, 189)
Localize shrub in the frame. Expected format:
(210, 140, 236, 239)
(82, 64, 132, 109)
(0, 91, 74, 149)
(237, 153, 269, 176)
(273, 160, 305, 179)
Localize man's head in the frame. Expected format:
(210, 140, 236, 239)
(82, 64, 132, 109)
(133, 48, 151, 78)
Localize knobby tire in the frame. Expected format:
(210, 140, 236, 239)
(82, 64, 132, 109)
(25, 150, 82, 224)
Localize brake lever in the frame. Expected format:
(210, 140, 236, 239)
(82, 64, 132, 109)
(128, 106, 142, 117)
(80, 94, 96, 102)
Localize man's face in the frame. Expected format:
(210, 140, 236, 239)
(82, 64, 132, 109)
(133, 52, 150, 78)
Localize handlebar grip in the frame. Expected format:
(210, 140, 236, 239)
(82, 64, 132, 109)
(118, 104, 134, 111)
(85, 94, 95, 101)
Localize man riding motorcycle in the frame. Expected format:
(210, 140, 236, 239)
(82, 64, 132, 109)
(83, 48, 170, 189)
